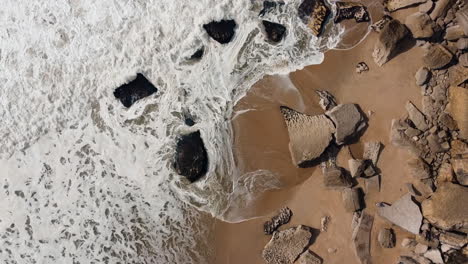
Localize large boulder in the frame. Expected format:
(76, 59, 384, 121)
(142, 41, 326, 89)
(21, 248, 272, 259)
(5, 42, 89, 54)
(373, 19, 409, 66)
(384, 0, 427, 12)
(174, 131, 208, 182)
(405, 101, 429, 131)
(262, 225, 313, 264)
(264, 207, 293, 235)
(422, 182, 468, 232)
(334, 2, 370, 23)
(203, 20, 237, 44)
(326, 104, 366, 145)
(352, 212, 374, 264)
(405, 12, 436, 39)
(298, 0, 331, 36)
(423, 44, 454, 69)
(280, 106, 335, 167)
(377, 193, 422, 234)
(113, 73, 158, 108)
(448, 86, 468, 141)
(262, 20, 287, 43)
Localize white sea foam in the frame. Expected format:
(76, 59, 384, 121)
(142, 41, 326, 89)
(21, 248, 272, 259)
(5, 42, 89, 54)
(0, 0, 343, 262)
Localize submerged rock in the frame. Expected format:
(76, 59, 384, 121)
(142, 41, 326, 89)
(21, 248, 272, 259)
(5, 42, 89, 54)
(297, 250, 322, 264)
(203, 20, 237, 44)
(262, 20, 287, 43)
(378, 228, 396, 248)
(280, 106, 335, 167)
(113, 73, 158, 108)
(373, 19, 409, 66)
(174, 131, 208, 182)
(377, 193, 422, 234)
(423, 44, 453, 69)
(326, 104, 366, 145)
(264, 207, 293, 235)
(334, 2, 370, 23)
(384, 0, 427, 12)
(262, 225, 313, 264)
(298, 0, 331, 36)
(352, 212, 373, 264)
(422, 182, 468, 232)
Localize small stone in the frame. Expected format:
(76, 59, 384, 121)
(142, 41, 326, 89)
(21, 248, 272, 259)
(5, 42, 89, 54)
(423, 249, 444, 264)
(356, 62, 369, 74)
(378, 228, 395, 248)
(342, 188, 363, 212)
(414, 243, 429, 254)
(437, 130, 446, 138)
(320, 216, 330, 232)
(423, 44, 454, 69)
(363, 163, 377, 177)
(377, 193, 423, 235)
(415, 67, 430, 85)
(441, 141, 450, 150)
(327, 248, 337, 254)
(296, 250, 322, 264)
(113, 73, 158, 108)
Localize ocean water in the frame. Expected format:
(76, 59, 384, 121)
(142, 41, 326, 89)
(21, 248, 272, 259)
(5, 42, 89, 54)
(0, 0, 343, 263)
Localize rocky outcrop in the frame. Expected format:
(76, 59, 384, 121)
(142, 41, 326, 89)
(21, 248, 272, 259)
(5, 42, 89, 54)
(113, 73, 158, 108)
(405, 12, 436, 39)
(262, 20, 287, 43)
(298, 0, 330, 36)
(334, 2, 370, 23)
(373, 19, 409, 66)
(384, 0, 427, 12)
(406, 101, 429, 131)
(423, 44, 454, 69)
(352, 212, 373, 264)
(262, 225, 313, 264)
(422, 182, 468, 232)
(280, 106, 335, 167)
(326, 104, 366, 145)
(448, 86, 468, 141)
(203, 20, 237, 44)
(349, 159, 366, 178)
(377, 193, 422, 234)
(378, 228, 396, 248)
(174, 131, 208, 182)
(264, 207, 293, 235)
(296, 250, 322, 264)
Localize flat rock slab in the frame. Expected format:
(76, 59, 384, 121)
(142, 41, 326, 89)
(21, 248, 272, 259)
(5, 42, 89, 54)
(298, 0, 330, 36)
(280, 106, 335, 167)
(174, 131, 208, 182)
(264, 207, 293, 235)
(373, 19, 409, 66)
(423, 44, 453, 69)
(405, 12, 435, 39)
(326, 104, 366, 145)
(296, 250, 322, 264)
(406, 158, 431, 180)
(262, 20, 286, 43)
(203, 20, 237, 44)
(384, 0, 427, 12)
(352, 212, 374, 264)
(422, 182, 468, 232)
(363, 141, 383, 166)
(342, 188, 363, 212)
(349, 159, 366, 178)
(334, 2, 370, 23)
(113, 73, 157, 108)
(323, 166, 352, 189)
(262, 225, 313, 264)
(448, 86, 468, 141)
(378, 193, 422, 234)
(405, 101, 429, 131)
(378, 228, 396, 248)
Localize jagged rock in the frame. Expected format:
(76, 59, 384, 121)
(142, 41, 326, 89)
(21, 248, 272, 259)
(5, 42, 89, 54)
(448, 86, 468, 140)
(445, 25, 465, 41)
(349, 159, 366, 178)
(320, 216, 330, 232)
(398, 256, 418, 264)
(351, 212, 373, 264)
(405, 13, 436, 39)
(437, 162, 454, 184)
(377, 193, 422, 234)
(460, 53, 468, 67)
(419, 1, 434, 13)
(438, 112, 457, 130)
(453, 157, 468, 186)
(423, 44, 454, 69)
(363, 141, 383, 166)
(262, 225, 313, 264)
(323, 166, 353, 189)
(391, 119, 424, 156)
(326, 104, 366, 145)
(414, 243, 429, 254)
(427, 134, 444, 153)
(430, 0, 455, 20)
(363, 163, 377, 177)
(296, 250, 322, 264)
(365, 175, 380, 193)
(113, 73, 158, 108)
(334, 2, 370, 23)
(373, 19, 409, 66)
(298, 0, 330, 36)
(259, 1, 285, 17)
(189, 47, 204, 60)
(315, 90, 337, 111)
(264, 207, 293, 235)
(405, 127, 422, 138)
(422, 182, 468, 232)
(384, 0, 427, 12)
(423, 249, 443, 264)
(406, 101, 429, 131)
(280, 106, 335, 167)
(439, 232, 468, 248)
(174, 131, 208, 182)
(457, 38, 468, 50)
(378, 228, 396, 248)
(262, 20, 287, 43)
(415, 67, 430, 86)
(457, 6, 468, 35)
(356, 62, 369, 74)
(448, 64, 468, 86)
(342, 188, 362, 212)
(203, 20, 237, 44)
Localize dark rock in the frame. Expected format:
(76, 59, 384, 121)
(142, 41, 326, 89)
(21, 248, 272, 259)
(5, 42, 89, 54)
(378, 228, 396, 248)
(445, 250, 468, 264)
(203, 20, 237, 44)
(334, 2, 370, 23)
(189, 47, 204, 60)
(259, 1, 285, 17)
(373, 19, 409, 66)
(371, 15, 392, 32)
(326, 104, 366, 145)
(264, 207, 293, 235)
(363, 163, 377, 177)
(113, 73, 157, 108)
(298, 0, 331, 36)
(174, 131, 208, 182)
(262, 20, 287, 43)
(262, 225, 313, 264)
(184, 117, 195, 126)
(397, 256, 418, 264)
(355, 62, 369, 74)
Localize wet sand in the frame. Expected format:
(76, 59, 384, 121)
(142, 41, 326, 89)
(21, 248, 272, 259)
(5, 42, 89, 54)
(212, 7, 428, 264)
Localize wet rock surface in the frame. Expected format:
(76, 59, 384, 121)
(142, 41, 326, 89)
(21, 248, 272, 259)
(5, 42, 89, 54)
(113, 73, 158, 108)
(203, 20, 237, 44)
(334, 2, 370, 23)
(298, 0, 330, 36)
(342, 188, 362, 212)
(174, 131, 208, 182)
(264, 207, 293, 235)
(373, 19, 409, 66)
(262, 225, 313, 264)
(262, 20, 287, 43)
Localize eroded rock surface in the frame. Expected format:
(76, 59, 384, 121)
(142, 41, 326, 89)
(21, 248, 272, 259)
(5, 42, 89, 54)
(298, 0, 330, 36)
(113, 73, 158, 108)
(296, 250, 322, 264)
(378, 228, 396, 248)
(203, 20, 237, 44)
(373, 19, 409, 66)
(423, 44, 453, 69)
(326, 104, 366, 145)
(378, 193, 422, 234)
(264, 207, 293, 235)
(262, 225, 313, 264)
(384, 0, 427, 12)
(352, 212, 373, 264)
(174, 131, 208, 182)
(334, 2, 370, 23)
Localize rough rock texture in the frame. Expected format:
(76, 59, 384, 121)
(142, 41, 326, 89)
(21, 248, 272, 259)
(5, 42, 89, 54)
(280, 106, 335, 167)
(448, 86, 468, 140)
(405, 12, 436, 39)
(398, 256, 418, 264)
(264, 207, 293, 235)
(407, 158, 431, 179)
(323, 166, 353, 189)
(378, 228, 396, 248)
(203, 20, 237, 44)
(113, 73, 158, 108)
(296, 250, 322, 264)
(349, 159, 366, 178)
(315, 90, 337, 111)
(342, 188, 362, 212)
(174, 131, 208, 182)
(326, 104, 366, 145)
(445, 25, 465, 41)
(262, 20, 287, 43)
(351, 212, 373, 264)
(391, 119, 424, 156)
(371, 15, 393, 32)
(262, 225, 313, 264)
(439, 232, 468, 248)
(423, 44, 453, 69)
(373, 19, 409, 66)
(384, 0, 427, 12)
(430, 0, 455, 20)
(298, 0, 330, 36)
(363, 141, 383, 166)
(423, 249, 444, 264)
(422, 182, 468, 232)
(356, 62, 369, 74)
(453, 158, 468, 186)
(377, 193, 422, 234)
(457, 38, 468, 50)
(406, 101, 429, 131)
(457, 6, 468, 35)
(334, 2, 370, 23)
(415, 67, 430, 86)
(448, 64, 468, 86)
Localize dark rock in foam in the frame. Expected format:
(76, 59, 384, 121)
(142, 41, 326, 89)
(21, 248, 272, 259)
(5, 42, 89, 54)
(259, 1, 285, 17)
(203, 20, 237, 44)
(190, 47, 204, 60)
(262, 20, 287, 43)
(113, 73, 157, 108)
(174, 131, 208, 182)
(298, 0, 331, 36)
(334, 2, 370, 23)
